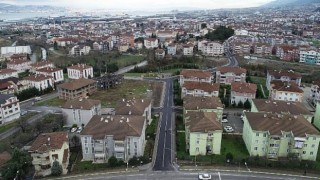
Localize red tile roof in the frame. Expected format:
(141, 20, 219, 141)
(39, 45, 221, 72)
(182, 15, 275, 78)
(182, 82, 219, 92)
(217, 66, 247, 75)
(270, 80, 303, 93)
(0, 68, 17, 74)
(29, 132, 68, 153)
(231, 82, 257, 94)
(180, 69, 212, 79)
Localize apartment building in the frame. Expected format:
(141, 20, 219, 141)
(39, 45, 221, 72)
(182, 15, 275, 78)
(184, 96, 224, 121)
(232, 42, 250, 55)
(251, 99, 313, 123)
(61, 98, 101, 127)
(201, 42, 224, 57)
(231, 82, 257, 105)
(167, 43, 177, 55)
(276, 45, 299, 61)
(310, 80, 320, 105)
(0, 69, 18, 80)
(80, 115, 146, 163)
(180, 69, 213, 86)
(185, 111, 222, 156)
(57, 78, 97, 100)
(29, 132, 69, 176)
(266, 70, 302, 90)
(67, 64, 94, 79)
(23, 74, 54, 91)
(269, 81, 303, 102)
(115, 98, 152, 124)
(216, 67, 246, 85)
(181, 82, 219, 98)
(183, 44, 194, 56)
(30, 61, 55, 73)
(0, 94, 20, 125)
(144, 38, 158, 49)
(7, 59, 32, 73)
(35, 67, 64, 83)
(69, 45, 91, 56)
(314, 102, 320, 130)
(299, 50, 320, 65)
(242, 112, 320, 161)
(1, 46, 31, 56)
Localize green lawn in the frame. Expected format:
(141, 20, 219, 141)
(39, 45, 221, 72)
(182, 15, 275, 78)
(0, 122, 17, 134)
(250, 76, 269, 98)
(146, 116, 159, 140)
(72, 160, 109, 174)
(124, 72, 159, 78)
(0, 112, 38, 134)
(90, 80, 150, 108)
(35, 97, 66, 107)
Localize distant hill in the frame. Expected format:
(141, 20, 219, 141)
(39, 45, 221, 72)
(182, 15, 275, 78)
(315, 7, 320, 12)
(0, 3, 63, 11)
(262, 0, 320, 7)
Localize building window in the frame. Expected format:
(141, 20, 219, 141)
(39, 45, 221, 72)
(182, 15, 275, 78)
(312, 144, 315, 148)
(313, 137, 316, 141)
(303, 151, 306, 154)
(310, 152, 314, 155)
(196, 147, 199, 152)
(254, 147, 258, 150)
(85, 147, 89, 154)
(255, 140, 259, 144)
(304, 144, 307, 147)
(263, 133, 266, 137)
(256, 133, 259, 136)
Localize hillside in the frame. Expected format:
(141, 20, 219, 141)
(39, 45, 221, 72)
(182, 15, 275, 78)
(262, 0, 320, 7)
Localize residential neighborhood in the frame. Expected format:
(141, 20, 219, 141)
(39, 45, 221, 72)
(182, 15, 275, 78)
(1, 0, 320, 179)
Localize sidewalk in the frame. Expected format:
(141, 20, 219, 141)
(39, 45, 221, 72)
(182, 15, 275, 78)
(179, 165, 320, 178)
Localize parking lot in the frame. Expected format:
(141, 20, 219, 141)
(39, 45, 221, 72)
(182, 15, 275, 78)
(222, 108, 244, 134)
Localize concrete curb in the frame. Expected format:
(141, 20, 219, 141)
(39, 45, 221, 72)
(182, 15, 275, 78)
(47, 169, 140, 179)
(180, 168, 320, 179)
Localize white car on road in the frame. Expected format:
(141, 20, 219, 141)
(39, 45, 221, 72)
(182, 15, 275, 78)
(198, 173, 211, 180)
(224, 125, 234, 133)
(221, 118, 228, 123)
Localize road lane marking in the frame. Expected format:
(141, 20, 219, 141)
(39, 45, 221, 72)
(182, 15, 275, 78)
(218, 172, 221, 180)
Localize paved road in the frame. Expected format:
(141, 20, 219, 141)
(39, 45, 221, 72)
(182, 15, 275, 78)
(153, 78, 174, 171)
(56, 171, 318, 180)
(224, 42, 239, 67)
(223, 108, 244, 134)
(115, 60, 147, 75)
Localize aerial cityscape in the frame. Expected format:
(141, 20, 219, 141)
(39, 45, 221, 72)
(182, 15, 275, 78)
(1, 0, 320, 179)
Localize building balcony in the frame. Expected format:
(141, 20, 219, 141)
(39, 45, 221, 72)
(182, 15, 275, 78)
(114, 146, 125, 152)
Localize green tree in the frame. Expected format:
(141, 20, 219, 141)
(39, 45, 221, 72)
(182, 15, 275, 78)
(0, 148, 32, 180)
(128, 156, 139, 166)
(108, 156, 118, 167)
(54, 41, 58, 50)
(201, 23, 207, 29)
(51, 160, 63, 176)
(205, 26, 234, 42)
(244, 99, 251, 109)
(238, 100, 244, 108)
(226, 152, 234, 162)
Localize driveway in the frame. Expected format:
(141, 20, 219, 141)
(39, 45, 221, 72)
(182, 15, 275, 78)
(223, 108, 244, 134)
(300, 86, 315, 112)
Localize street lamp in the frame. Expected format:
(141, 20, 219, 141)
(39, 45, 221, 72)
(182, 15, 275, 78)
(126, 162, 129, 171)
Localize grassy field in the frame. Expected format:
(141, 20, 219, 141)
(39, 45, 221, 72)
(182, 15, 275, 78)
(111, 54, 144, 67)
(250, 76, 269, 97)
(90, 79, 151, 108)
(0, 112, 38, 134)
(124, 72, 159, 78)
(36, 97, 66, 107)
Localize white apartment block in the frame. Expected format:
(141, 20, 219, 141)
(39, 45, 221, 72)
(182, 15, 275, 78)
(183, 45, 194, 56)
(0, 69, 18, 80)
(67, 64, 94, 79)
(216, 67, 247, 85)
(61, 98, 101, 127)
(1, 46, 32, 56)
(269, 81, 303, 102)
(23, 74, 54, 91)
(144, 38, 158, 49)
(167, 44, 177, 55)
(35, 67, 64, 83)
(0, 94, 20, 125)
(201, 42, 224, 56)
(7, 60, 32, 73)
(80, 115, 146, 163)
(266, 70, 302, 90)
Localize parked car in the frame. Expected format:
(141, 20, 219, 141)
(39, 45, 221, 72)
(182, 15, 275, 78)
(34, 97, 42, 101)
(222, 113, 228, 119)
(198, 173, 211, 180)
(221, 118, 228, 123)
(70, 127, 77, 133)
(224, 125, 234, 133)
(77, 127, 83, 133)
(20, 110, 28, 116)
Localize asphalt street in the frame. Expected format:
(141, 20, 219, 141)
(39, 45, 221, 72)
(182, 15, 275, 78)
(59, 171, 318, 180)
(153, 78, 174, 171)
(223, 108, 244, 134)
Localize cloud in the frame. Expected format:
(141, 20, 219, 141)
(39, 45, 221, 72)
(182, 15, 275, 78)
(0, 0, 273, 10)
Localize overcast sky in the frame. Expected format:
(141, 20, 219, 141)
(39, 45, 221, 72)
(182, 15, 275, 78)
(0, 0, 274, 10)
